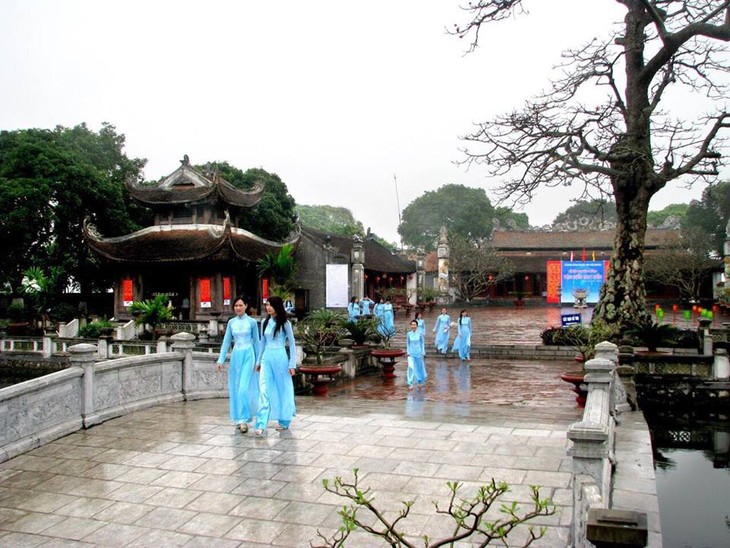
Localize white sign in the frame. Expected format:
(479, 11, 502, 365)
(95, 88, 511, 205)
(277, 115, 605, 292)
(326, 264, 349, 308)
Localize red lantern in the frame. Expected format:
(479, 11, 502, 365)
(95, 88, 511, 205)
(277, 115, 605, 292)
(672, 304, 678, 312)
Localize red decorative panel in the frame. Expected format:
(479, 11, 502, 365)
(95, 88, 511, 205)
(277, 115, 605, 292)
(546, 261, 561, 304)
(122, 278, 134, 306)
(223, 276, 231, 306)
(199, 278, 212, 308)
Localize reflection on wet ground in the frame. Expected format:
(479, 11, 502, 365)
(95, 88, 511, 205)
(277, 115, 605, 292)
(337, 304, 726, 416)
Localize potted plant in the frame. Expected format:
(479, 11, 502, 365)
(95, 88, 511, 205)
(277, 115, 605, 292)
(296, 308, 346, 365)
(341, 317, 378, 347)
(296, 308, 347, 396)
(128, 295, 173, 340)
(625, 317, 680, 353)
(6, 300, 29, 336)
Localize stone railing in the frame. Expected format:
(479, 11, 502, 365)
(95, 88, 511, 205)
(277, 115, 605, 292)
(0, 333, 225, 463)
(567, 341, 650, 547)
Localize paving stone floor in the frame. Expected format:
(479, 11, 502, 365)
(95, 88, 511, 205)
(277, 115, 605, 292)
(0, 367, 581, 547)
(1, 304, 674, 546)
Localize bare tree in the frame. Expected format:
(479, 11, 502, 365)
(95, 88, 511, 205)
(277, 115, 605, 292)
(644, 228, 720, 302)
(454, 1, 730, 330)
(449, 234, 514, 301)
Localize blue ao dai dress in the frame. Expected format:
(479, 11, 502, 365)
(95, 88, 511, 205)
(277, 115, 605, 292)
(217, 314, 260, 425)
(347, 301, 361, 322)
(381, 302, 395, 336)
(255, 318, 297, 431)
(406, 329, 427, 386)
(432, 313, 451, 354)
(416, 318, 426, 338)
(452, 316, 472, 360)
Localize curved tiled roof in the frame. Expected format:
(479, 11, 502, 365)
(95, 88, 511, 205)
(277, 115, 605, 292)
(125, 162, 264, 208)
(84, 219, 299, 264)
(490, 228, 678, 250)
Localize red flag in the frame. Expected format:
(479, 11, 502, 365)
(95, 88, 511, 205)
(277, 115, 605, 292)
(581, 248, 587, 261)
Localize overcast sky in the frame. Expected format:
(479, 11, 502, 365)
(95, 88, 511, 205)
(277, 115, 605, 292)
(1, 0, 726, 244)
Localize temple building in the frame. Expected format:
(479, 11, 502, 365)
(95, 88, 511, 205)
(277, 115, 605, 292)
(85, 156, 299, 320)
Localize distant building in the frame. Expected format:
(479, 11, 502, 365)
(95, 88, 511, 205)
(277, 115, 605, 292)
(85, 157, 299, 320)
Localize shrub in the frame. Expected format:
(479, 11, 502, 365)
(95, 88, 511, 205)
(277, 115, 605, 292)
(79, 319, 114, 339)
(7, 301, 27, 322)
(625, 319, 681, 352)
(49, 302, 77, 323)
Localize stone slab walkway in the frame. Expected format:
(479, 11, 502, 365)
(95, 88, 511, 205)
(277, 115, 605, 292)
(0, 374, 581, 546)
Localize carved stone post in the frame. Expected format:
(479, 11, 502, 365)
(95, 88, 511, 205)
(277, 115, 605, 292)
(42, 333, 54, 358)
(171, 332, 196, 397)
(416, 246, 426, 297)
(714, 347, 730, 379)
(436, 226, 450, 303)
(69, 343, 98, 426)
(351, 235, 364, 298)
(568, 355, 615, 497)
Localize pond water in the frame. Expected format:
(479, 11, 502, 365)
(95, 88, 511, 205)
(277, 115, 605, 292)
(645, 410, 730, 548)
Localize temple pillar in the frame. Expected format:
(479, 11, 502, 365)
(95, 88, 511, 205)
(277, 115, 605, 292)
(351, 235, 365, 298)
(436, 226, 451, 303)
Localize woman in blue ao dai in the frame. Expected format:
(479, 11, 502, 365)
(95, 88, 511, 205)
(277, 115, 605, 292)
(451, 309, 472, 361)
(381, 298, 395, 337)
(432, 307, 451, 354)
(414, 311, 426, 338)
(217, 296, 260, 434)
(406, 319, 427, 389)
(254, 296, 297, 436)
(347, 296, 361, 322)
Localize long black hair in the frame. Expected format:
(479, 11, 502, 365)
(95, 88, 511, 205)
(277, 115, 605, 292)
(263, 296, 288, 336)
(459, 309, 467, 325)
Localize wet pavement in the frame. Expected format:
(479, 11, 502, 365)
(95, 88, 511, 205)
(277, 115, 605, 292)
(0, 303, 698, 546)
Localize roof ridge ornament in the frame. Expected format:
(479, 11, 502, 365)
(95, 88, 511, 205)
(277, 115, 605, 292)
(180, 154, 190, 166)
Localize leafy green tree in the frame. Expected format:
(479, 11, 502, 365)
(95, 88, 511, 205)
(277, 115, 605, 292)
(398, 184, 495, 250)
(551, 200, 617, 229)
(683, 181, 730, 258)
(211, 162, 296, 242)
(0, 124, 146, 296)
(494, 206, 529, 230)
(454, 2, 730, 332)
(297, 205, 364, 237)
(647, 204, 688, 228)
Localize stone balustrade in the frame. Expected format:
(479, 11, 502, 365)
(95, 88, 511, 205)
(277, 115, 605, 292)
(0, 333, 225, 463)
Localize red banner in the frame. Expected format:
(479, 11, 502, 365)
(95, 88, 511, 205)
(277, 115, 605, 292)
(262, 278, 269, 301)
(546, 261, 561, 303)
(223, 276, 231, 306)
(122, 278, 134, 306)
(199, 278, 211, 308)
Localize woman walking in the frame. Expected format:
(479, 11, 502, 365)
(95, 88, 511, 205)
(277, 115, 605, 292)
(414, 311, 426, 338)
(432, 307, 451, 354)
(347, 296, 361, 322)
(254, 296, 297, 436)
(451, 309, 472, 361)
(406, 319, 427, 389)
(217, 296, 260, 433)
